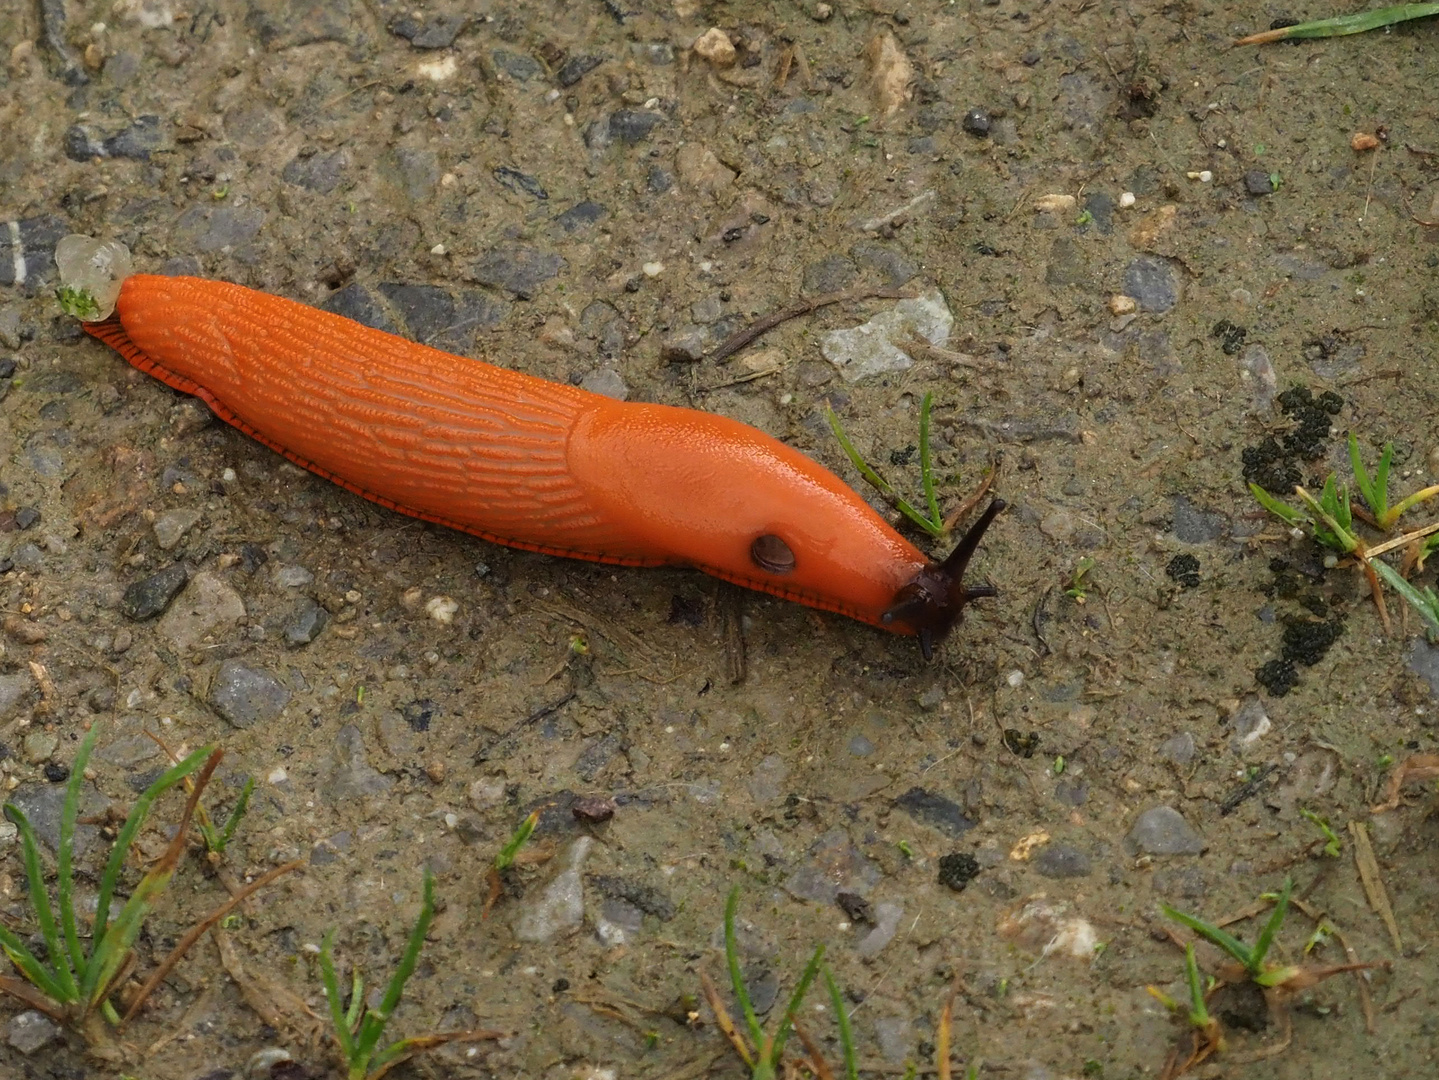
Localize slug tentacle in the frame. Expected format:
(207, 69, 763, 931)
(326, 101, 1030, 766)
(882, 498, 1006, 659)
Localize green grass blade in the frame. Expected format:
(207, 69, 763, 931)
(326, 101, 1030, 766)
(1183, 944, 1210, 1028)
(1248, 483, 1305, 526)
(1372, 559, 1439, 636)
(58, 725, 102, 981)
(4, 805, 79, 1000)
(91, 743, 212, 954)
(345, 968, 364, 1033)
(1374, 443, 1393, 518)
(355, 868, 436, 1062)
(83, 863, 175, 1008)
(724, 886, 765, 1052)
(494, 809, 539, 873)
(216, 776, 256, 852)
(1250, 878, 1293, 973)
(823, 965, 859, 1080)
(1263, 3, 1439, 40)
(1160, 904, 1254, 969)
(918, 392, 941, 529)
(1348, 434, 1382, 518)
(320, 928, 358, 1063)
(768, 943, 825, 1063)
(826, 404, 897, 498)
(0, 922, 70, 1004)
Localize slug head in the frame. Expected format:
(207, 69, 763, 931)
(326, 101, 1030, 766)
(883, 498, 1005, 660)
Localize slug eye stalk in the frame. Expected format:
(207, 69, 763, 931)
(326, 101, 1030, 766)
(884, 498, 1005, 659)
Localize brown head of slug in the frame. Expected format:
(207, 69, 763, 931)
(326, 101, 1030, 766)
(882, 498, 1005, 660)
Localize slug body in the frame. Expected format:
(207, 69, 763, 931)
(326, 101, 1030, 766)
(86, 275, 998, 651)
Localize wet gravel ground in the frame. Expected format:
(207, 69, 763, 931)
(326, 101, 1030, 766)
(2, 1, 1439, 1077)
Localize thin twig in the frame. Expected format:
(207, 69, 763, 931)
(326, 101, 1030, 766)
(122, 859, 305, 1023)
(709, 287, 910, 363)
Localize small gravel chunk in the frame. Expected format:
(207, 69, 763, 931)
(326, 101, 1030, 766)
(1159, 732, 1196, 765)
(1126, 806, 1204, 856)
(121, 563, 189, 620)
(1171, 496, 1225, 543)
(894, 786, 976, 836)
(962, 107, 991, 136)
(1244, 169, 1277, 195)
(153, 508, 202, 550)
(856, 901, 904, 957)
(326, 723, 394, 799)
(283, 597, 329, 646)
(390, 13, 468, 48)
(469, 245, 564, 299)
(578, 368, 628, 400)
(6, 1011, 60, 1055)
(1122, 255, 1180, 313)
(0, 672, 35, 720)
(607, 109, 665, 144)
(209, 659, 290, 729)
(555, 200, 607, 232)
(661, 326, 707, 363)
(557, 54, 603, 87)
(516, 836, 593, 941)
(158, 570, 246, 651)
(1033, 843, 1093, 878)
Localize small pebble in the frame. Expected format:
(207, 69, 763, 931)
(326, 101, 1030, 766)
(962, 107, 991, 136)
(1350, 132, 1380, 152)
(1118, 191, 1136, 208)
(425, 595, 458, 623)
(693, 27, 736, 67)
(572, 795, 616, 823)
(425, 760, 446, 784)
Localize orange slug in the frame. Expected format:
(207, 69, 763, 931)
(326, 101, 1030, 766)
(84, 274, 1001, 656)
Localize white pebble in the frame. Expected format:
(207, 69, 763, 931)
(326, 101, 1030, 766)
(1118, 191, 1136, 208)
(267, 766, 287, 784)
(430, 243, 447, 255)
(1006, 669, 1024, 688)
(426, 595, 458, 623)
(642, 261, 665, 277)
(1199, 170, 1213, 183)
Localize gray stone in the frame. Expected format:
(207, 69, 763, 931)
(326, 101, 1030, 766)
(378, 283, 508, 350)
(94, 734, 161, 768)
(1171, 496, 1225, 543)
(595, 897, 645, 946)
(575, 734, 620, 781)
(894, 786, 976, 836)
(174, 203, 266, 254)
(121, 563, 189, 620)
(1409, 637, 1439, 695)
(646, 165, 674, 193)
(1123, 256, 1180, 313)
(516, 836, 592, 941)
(8, 782, 105, 857)
(10, 543, 42, 572)
(1054, 778, 1088, 806)
(158, 571, 246, 651)
(578, 368, 627, 400)
(1244, 169, 1276, 195)
(209, 659, 289, 729)
(468, 245, 564, 300)
(5, 1010, 60, 1055)
(1033, 843, 1092, 878)
(21, 731, 58, 764)
(587, 874, 676, 920)
(661, 326, 706, 363)
(555, 200, 607, 232)
(783, 827, 880, 903)
(385, 146, 439, 203)
(851, 242, 917, 287)
(847, 734, 875, 757)
(1242, 343, 1277, 413)
(855, 901, 903, 957)
(23, 438, 63, 477)
(281, 149, 349, 194)
(247, 0, 363, 49)
(321, 283, 397, 333)
(1126, 806, 1204, 856)
(0, 216, 66, 287)
(65, 115, 166, 161)
(557, 54, 603, 87)
(492, 48, 541, 80)
(747, 754, 789, 803)
(274, 564, 314, 588)
(1159, 731, 1196, 765)
(325, 724, 393, 799)
(0, 305, 21, 349)
(153, 508, 202, 550)
(390, 12, 468, 48)
(0, 672, 35, 719)
(802, 255, 858, 294)
(607, 109, 665, 144)
(1153, 866, 1206, 899)
(284, 597, 329, 646)
(494, 166, 548, 200)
